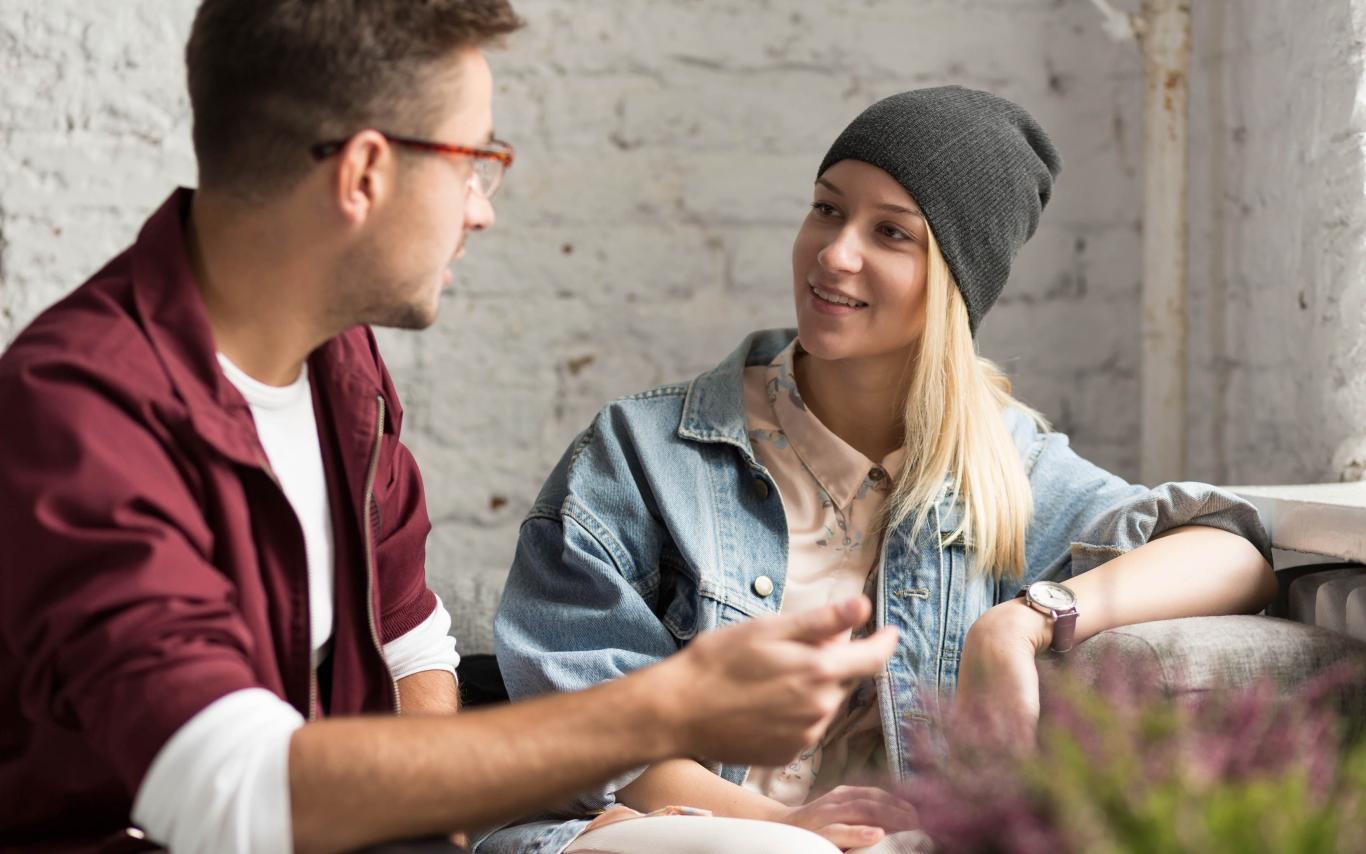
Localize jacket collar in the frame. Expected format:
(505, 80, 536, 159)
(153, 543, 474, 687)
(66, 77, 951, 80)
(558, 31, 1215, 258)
(678, 328, 797, 460)
(128, 188, 389, 467)
(680, 327, 962, 534)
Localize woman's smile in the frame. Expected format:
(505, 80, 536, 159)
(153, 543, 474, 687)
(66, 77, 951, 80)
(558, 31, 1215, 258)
(808, 282, 869, 313)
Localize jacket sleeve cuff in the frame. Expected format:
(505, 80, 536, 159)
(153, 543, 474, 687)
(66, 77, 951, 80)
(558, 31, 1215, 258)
(380, 586, 438, 644)
(81, 654, 266, 795)
(131, 688, 303, 853)
(383, 593, 460, 681)
(1068, 481, 1273, 576)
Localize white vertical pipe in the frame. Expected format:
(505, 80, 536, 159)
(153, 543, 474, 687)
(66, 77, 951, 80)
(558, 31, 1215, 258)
(1136, 0, 1191, 484)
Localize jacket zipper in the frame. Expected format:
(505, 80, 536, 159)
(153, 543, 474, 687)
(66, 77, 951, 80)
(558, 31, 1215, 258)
(257, 454, 320, 722)
(364, 395, 402, 713)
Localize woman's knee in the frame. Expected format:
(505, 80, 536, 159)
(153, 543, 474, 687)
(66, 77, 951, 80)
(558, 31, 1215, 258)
(564, 815, 839, 854)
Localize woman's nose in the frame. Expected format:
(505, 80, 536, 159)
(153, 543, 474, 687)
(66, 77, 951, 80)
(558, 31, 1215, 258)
(817, 228, 862, 274)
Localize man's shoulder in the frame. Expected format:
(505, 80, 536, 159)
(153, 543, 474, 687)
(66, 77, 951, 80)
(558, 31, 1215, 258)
(0, 258, 171, 403)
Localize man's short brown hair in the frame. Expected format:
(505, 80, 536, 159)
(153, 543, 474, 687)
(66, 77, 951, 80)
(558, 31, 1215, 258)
(186, 0, 523, 199)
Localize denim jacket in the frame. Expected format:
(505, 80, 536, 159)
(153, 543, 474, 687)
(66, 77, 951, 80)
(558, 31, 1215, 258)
(480, 329, 1271, 854)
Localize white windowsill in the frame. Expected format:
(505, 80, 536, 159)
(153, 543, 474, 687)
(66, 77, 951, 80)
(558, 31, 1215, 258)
(1228, 482, 1366, 565)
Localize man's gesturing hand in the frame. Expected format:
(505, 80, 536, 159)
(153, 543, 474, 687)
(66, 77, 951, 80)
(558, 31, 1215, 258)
(655, 596, 898, 766)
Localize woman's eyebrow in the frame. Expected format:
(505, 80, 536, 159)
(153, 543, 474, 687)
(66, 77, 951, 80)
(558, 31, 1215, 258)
(815, 179, 924, 219)
(877, 202, 926, 220)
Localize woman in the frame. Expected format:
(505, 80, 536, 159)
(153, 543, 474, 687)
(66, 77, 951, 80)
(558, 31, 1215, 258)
(479, 87, 1276, 854)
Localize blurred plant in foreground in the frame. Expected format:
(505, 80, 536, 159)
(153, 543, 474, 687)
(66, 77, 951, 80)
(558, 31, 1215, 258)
(897, 658, 1366, 854)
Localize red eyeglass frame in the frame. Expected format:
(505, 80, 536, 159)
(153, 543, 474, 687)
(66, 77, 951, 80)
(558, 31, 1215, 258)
(310, 133, 513, 165)
(309, 132, 515, 194)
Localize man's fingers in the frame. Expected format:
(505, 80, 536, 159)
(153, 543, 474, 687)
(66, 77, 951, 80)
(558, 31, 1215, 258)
(818, 625, 900, 680)
(768, 597, 873, 644)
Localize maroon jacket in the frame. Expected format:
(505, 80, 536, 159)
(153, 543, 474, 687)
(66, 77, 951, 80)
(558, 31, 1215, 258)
(0, 190, 439, 851)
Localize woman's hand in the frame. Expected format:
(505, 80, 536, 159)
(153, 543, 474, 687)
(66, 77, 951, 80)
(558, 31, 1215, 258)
(952, 599, 1050, 750)
(775, 785, 920, 849)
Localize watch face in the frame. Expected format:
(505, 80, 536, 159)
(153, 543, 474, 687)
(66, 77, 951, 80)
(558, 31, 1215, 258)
(1029, 580, 1076, 610)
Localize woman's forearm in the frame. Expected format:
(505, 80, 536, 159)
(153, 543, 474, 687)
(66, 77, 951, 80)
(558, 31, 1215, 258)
(1062, 524, 1277, 645)
(615, 758, 785, 821)
(954, 526, 1277, 742)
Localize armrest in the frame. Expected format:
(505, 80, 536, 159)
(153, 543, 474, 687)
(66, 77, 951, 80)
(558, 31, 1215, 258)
(1039, 615, 1366, 722)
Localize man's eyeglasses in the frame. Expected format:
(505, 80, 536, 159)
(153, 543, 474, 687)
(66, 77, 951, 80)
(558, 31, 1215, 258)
(310, 132, 515, 199)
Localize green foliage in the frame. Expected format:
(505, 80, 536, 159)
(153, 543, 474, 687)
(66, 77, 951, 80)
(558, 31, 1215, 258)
(902, 660, 1366, 853)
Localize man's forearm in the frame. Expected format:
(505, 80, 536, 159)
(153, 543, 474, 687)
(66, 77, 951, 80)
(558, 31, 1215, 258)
(397, 669, 460, 715)
(290, 663, 678, 854)
(290, 596, 899, 853)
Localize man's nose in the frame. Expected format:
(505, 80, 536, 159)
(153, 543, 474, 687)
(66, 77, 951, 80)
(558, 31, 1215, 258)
(465, 179, 496, 232)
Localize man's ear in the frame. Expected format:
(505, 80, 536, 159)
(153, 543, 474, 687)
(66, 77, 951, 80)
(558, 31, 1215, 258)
(333, 130, 391, 225)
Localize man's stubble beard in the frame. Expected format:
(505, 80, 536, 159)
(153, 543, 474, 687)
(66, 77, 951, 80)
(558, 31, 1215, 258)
(331, 240, 441, 333)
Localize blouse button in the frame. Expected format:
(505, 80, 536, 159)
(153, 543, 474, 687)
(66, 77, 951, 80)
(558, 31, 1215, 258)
(869, 467, 885, 481)
(753, 575, 775, 597)
(753, 477, 771, 499)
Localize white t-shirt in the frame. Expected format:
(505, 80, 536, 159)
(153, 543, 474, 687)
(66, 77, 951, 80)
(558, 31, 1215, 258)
(218, 353, 337, 667)
(131, 354, 459, 853)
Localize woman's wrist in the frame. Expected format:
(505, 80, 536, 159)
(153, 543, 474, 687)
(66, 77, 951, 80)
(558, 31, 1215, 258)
(970, 599, 1052, 654)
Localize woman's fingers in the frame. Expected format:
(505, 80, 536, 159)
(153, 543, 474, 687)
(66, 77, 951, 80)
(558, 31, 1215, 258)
(815, 823, 887, 849)
(814, 800, 918, 833)
(798, 788, 920, 834)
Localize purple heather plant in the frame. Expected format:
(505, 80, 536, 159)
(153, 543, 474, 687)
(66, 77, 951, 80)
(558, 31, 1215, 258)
(895, 656, 1366, 854)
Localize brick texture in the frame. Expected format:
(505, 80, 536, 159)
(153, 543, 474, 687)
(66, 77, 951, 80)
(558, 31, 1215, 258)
(3, 0, 1160, 652)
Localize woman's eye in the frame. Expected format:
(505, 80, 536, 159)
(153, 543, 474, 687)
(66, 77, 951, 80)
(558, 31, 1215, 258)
(810, 202, 839, 217)
(879, 224, 912, 241)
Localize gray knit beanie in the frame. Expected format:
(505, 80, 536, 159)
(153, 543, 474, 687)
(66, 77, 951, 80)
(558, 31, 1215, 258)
(817, 86, 1062, 334)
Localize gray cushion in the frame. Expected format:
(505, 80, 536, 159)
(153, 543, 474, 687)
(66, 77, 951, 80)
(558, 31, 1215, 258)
(1039, 615, 1366, 722)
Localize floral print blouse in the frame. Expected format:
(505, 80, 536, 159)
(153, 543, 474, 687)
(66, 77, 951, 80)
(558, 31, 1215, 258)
(739, 340, 903, 806)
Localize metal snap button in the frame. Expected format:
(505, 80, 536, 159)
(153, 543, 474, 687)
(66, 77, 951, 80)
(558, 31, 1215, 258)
(753, 575, 775, 597)
(869, 468, 885, 481)
(753, 477, 770, 499)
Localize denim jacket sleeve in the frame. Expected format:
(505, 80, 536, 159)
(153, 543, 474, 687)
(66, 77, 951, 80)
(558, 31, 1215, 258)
(1006, 408, 1273, 591)
(494, 404, 683, 809)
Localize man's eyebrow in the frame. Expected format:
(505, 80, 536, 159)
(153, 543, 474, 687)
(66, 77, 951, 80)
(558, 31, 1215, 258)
(816, 178, 925, 219)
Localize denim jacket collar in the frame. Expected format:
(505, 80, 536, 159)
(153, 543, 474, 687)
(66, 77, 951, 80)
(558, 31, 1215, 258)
(679, 328, 965, 533)
(677, 328, 798, 460)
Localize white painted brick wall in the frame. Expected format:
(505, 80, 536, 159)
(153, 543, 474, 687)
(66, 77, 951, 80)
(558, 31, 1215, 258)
(1187, 0, 1366, 487)
(2, 0, 1146, 652)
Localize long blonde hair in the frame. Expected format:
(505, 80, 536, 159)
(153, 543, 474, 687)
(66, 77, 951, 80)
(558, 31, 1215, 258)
(882, 227, 1048, 581)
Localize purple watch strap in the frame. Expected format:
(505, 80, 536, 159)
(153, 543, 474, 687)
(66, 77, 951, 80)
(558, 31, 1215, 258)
(1050, 606, 1078, 653)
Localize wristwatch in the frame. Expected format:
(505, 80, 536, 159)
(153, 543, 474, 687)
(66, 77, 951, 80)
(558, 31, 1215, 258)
(1014, 580, 1080, 653)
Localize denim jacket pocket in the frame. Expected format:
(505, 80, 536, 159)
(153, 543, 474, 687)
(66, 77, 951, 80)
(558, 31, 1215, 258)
(657, 545, 701, 641)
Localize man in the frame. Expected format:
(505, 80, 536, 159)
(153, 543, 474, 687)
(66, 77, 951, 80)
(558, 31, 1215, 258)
(0, 2, 900, 852)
